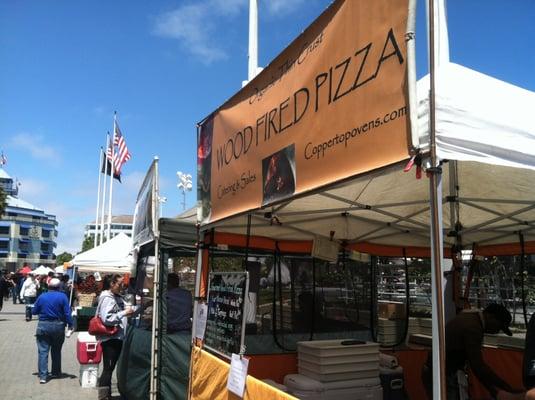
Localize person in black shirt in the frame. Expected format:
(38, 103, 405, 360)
(166, 273, 192, 333)
(422, 303, 522, 399)
(524, 313, 535, 399)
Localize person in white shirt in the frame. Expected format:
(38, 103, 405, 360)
(20, 272, 40, 321)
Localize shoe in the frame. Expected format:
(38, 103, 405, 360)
(39, 379, 47, 384)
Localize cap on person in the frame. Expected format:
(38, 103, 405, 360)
(48, 278, 61, 289)
(484, 303, 513, 336)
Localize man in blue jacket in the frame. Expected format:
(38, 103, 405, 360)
(32, 277, 73, 384)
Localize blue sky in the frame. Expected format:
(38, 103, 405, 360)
(0, 0, 533, 254)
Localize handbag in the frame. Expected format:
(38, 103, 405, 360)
(88, 315, 118, 336)
(88, 297, 119, 336)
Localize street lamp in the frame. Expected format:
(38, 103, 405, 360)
(176, 171, 193, 211)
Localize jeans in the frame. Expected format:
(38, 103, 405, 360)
(98, 339, 123, 388)
(35, 320, 66, 380)
(422, 364, 462, 400)
(24, 296, 36, 320)
(12, 287, 19, 304)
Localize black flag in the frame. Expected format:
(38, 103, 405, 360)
(101, 148, 121, 182)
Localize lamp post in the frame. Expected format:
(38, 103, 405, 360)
(176, 171, 193, 211)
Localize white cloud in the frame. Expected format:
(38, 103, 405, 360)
(153, 3, 229, 64)
(152, 0, 310, 63)
(15, 178, 49, 198)
(10, 133, 60, 165)
(265, 0, 307, 15)
(41, 201, 95, 254)
(93, 105, 107, 116)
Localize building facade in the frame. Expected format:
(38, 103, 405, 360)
(0, 169, 58, 272)
(84, 215, 133, 240)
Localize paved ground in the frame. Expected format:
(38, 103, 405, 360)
(0, 301, 120, 400)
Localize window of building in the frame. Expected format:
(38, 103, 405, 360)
(42, 230, 51, 238)
(19, 241, 30, 252)
(19, 227, 29, 236)
(0, 241, 8, 250)
(0, 226, 9, 235)
(18, 253, 27, 259)
(41, 243, 51, 253)
(0, 254, 7, 258)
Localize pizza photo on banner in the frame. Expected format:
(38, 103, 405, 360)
(198, 0, 411, 224)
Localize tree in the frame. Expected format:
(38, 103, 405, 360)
(0, 187, 6, 216)
(56, 251, 73, 266)
(81, 235, 95, 253)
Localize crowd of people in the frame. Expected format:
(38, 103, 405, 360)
(1, 266, 193, 400)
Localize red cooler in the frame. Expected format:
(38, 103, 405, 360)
(77, 332, 102, 364)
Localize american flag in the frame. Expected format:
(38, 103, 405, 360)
(112, 122, 131, 175)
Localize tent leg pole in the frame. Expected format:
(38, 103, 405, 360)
(429, 168, 447, 400)
(428, 0, 447, 397)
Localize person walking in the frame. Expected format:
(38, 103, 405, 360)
(95, 274, 134, 400)
(0, 270, 9, 311)
(16, 273, 24, 304)
(31, 278, 73, 383)
(10, 272, 20, 304)
(20, 272, 40, 321)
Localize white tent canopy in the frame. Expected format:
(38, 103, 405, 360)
(33, 265, 54, 275)
(70, 232, 134, 273)
(417, 62, 535, 170)
(204, 63, 535, 253)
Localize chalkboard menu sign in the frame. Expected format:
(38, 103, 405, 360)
(204, 272, 249, 357)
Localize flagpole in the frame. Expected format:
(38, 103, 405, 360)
(94, 147, 104, 247)
(100, 133, 110, 245)
(107, 113, 117, 240)
(248, 0, 258, 81)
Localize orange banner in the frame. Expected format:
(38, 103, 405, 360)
(198, 0, 411, 224)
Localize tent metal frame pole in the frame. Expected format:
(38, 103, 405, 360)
(352, 207, 431, 241)
(320, 192, 430, 230)
(269, 199, 430, 218)
(476, 226, 535, 246)
(459, 200, 535, 230)
(428, 0, 447, 398)
(149, 157, 160, 400)
(250, 215, 316, 238)
(463, 204, 535, 234)
(459, 197, 535, 205)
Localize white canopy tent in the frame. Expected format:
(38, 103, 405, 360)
(33, 265, 54, 276)
(70, 232, 134, 274)
(198, 61, 535, 400)
(203, 62, 535, 253)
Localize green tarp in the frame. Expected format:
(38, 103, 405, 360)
(117, 326, 191, 400)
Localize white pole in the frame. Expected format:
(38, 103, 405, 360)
(107, 113, 117, 240)
(248, 0, 259, 81)
(94, 148, 103, 247)
(428, 0, 447, 398)
(99, 134, 110, 245)
(150, 157, 160, 400)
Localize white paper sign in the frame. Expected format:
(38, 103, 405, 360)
(227, 353, 249, 398)
(195, 303, 208, 340)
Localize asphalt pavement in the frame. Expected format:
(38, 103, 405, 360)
(0, 301, 120, 400)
